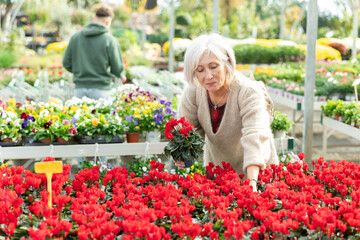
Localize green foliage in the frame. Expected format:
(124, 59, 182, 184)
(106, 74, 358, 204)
(0, 48, 16, 68)
(128, 155, 162, 178)
(113, 28, 139, 53)
(321, 99, 344, 117)
(322, 100, 360, 125)
(174, 158, 205, 178)
(271, 111, 294, 132)
(27, 10, 50, 24)
(301, 11, 352, 39)
(70, 9, 89, 26)
(176, 13, 192, 26)
(113, 6, 130, 25)
(126, 55, 153, 67)
(233, 44, 304, 64)
(147, 32, 168, 45)
(0, 118, 20, 140)
(14, 54, 63, 69)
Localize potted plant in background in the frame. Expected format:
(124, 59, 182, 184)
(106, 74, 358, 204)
(164, 117, 204, 168)
(142, 99, 177, 142)
(271, 111, 294, 138)
(19, 112, 37, 145)
(0, 112, 21, 145)
(33, 117, 56, 144)
(123, 115, 142, 143)
(76, 112, 123, 144)
(321, 99, 341, 118)
(53, 118, 77, 144)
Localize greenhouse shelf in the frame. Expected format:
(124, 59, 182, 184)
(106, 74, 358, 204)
(0, 142, 168, 160)
(268, 91, 324, 137)
(321, 116, 360, 158)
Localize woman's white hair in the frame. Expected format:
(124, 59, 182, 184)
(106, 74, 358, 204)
(184, 33, 236, 86)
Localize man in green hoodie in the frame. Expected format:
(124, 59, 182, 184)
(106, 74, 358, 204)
(62, 4, 125, 100)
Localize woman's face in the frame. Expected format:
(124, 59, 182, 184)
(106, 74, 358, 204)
(195, 52, 228, 93)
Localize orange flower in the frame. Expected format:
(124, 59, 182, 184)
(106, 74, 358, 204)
(92, 118, 100, 126)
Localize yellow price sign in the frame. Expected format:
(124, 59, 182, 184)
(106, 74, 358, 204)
(35, 161, 63, 209)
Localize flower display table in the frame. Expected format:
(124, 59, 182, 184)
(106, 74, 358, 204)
(321, 116, 360, 159)
(268, 90, 324, 137)
(0, 142, 168, 164)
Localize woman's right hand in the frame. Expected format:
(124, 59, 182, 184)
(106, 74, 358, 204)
(173, 160, 185, 169)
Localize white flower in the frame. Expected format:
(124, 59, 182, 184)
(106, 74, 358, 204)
(173, 39, 192, 58)
(40, 109, 50, 117)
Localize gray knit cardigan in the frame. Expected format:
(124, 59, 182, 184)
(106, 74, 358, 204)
(178, 72, 279, 174)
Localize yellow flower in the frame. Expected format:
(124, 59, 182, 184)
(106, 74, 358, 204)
(92, 118, 100, 126)
(40, 106, 45, 112)
(316, 38, 335, 46)
(45, 41, 68, 53)
(143, 108, 151, 115)
(236, 64, 249, 71)
(82, 104, 89, 112)
(135, 126, 140, 130)
(297, 44, 341, 60)
(6, 106, 15, 113)
(162, 38, 182, 56)
(7, 98, 16, 106)
(51, 115, 60, 121)
(44, 116, 51, 121)
(27, 106, 35, 114)
(191, 165, 194, 170)
(14, 129, 19, 133)
(134, 114, 141, 119)
(48, 99, 60, 105)
(63, 105, 69, 112)
(0, 163, 8, 168)
(99, 114, 105, 121)
(122, 95, 126, 99)
(149, 102, 159, 109)
(69, 106, 80, 113)
(255, 66, 275, 76)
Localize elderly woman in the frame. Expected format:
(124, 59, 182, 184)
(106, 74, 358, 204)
(177, 33, 278, 191)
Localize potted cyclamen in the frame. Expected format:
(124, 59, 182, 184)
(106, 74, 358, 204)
(271, 111, 294, 138)
(164, 117, 204, 168)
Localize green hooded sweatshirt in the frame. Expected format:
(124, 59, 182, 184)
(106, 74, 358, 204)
(62, 23, 124, 90)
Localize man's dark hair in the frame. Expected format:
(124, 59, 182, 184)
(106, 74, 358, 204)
(95, 4, 114, 19)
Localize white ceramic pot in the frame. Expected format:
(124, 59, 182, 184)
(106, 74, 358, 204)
(145, 130, 161, 142)
(273, 130, 286, 139)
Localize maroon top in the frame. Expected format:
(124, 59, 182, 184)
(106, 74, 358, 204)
(207, 92, 226, 133)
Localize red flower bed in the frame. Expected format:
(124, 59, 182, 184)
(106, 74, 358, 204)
(1, 155, 360, 239)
